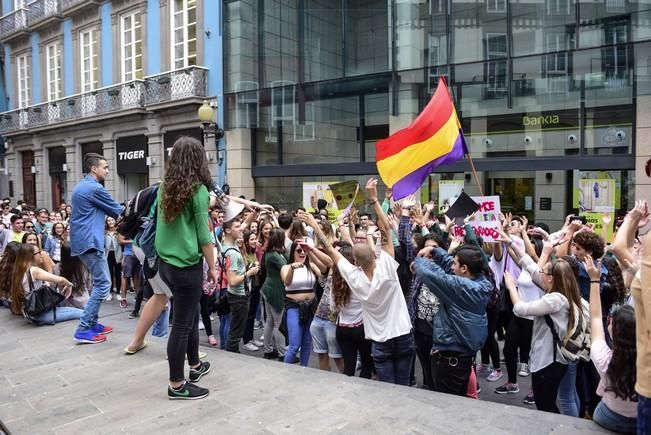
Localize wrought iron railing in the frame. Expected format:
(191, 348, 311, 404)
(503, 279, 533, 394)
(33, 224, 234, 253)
(144, 66, 208, 105)
(0, 66, 209, 134)
(0, 8, 28, 40)
(27, 0, 62, 27)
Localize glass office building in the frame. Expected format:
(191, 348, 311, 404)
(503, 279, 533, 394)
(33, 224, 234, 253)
(223, 0, 651, 226)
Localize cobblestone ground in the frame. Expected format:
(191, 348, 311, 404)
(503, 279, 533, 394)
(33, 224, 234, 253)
(0, 297, 608, 434)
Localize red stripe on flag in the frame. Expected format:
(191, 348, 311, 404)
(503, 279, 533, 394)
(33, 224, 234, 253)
(376, 79, 455, 161)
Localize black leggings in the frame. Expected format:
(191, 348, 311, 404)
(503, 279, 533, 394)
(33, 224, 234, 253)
(159, 259, 202, 382)
(200, 292, 215, 337)
(532, 362, 568, 413)
(503, 316, 533, 384)
(107, 251, 121, 291)
(336, 324, 373, 378)
(414, 328, 434, 389)
(480, 305, 500, 370)
(576, 359, 601, 417)
(243, 285, 261, 344)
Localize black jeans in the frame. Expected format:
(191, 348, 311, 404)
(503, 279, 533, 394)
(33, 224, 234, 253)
(414, 329, 434, 390)
(480, 305, 500, 370)
(431, 351, 474, 397)
(107, 251, 121, 291)
(336, 324, 373, 378)
(199, 292, 215, 337)
(159, 259, 202, 383)
(503, 316, 533, 384)
(133, 269, 146, 313)
(532, 362, 567, 413)
(226, 293, 249, 353)
(243, 285, 261, 344)
(576, 359, 601, 417)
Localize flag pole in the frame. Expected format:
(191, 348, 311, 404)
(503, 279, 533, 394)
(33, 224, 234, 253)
(441, 76, 484, 197)
(465, 152, 484, 197)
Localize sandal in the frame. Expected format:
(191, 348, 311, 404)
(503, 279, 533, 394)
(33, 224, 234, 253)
(124, 341, 148, 355)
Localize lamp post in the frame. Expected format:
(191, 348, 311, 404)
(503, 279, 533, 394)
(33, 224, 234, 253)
(197, 100, 225, 183)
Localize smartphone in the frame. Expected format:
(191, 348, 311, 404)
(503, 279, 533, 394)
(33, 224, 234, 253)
(571, 215, 587, 225)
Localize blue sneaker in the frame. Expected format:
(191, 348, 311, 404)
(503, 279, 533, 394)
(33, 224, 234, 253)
(92, 323, 113, 335)
(74, 329, 107, 344)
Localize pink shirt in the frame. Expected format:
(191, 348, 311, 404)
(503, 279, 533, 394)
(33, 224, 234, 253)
(590, 339, 638, 418)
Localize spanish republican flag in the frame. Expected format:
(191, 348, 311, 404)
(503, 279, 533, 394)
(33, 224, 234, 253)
(376, 77, 468, 200)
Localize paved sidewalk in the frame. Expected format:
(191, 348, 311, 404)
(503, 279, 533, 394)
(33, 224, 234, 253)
(0, 304, 608, 434)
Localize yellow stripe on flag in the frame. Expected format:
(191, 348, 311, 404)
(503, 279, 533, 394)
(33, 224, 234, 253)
(377, 113, 461, 187)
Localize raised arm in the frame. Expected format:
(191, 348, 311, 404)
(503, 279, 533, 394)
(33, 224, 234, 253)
(366, 178, 394, 258)
(298, 211, 344, 266)
(612, 200, 647, 267)
(584, 255, 605, 343)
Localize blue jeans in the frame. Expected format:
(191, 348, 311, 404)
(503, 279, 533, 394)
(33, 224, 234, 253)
(592, 400, 637, 434)
(33, 307, 84, 324)
(372, 332, 415, 385)
(219, 289, 231, 350)
(152, 305, 169, 338)
(639, 394, 651, 435)
(77, 249, 111, 332)
(558, 361, 580, 417)
(284, 307, 313, 367)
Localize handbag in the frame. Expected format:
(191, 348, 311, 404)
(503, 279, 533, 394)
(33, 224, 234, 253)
(23, 271, 65, 324)
(212, 291, 231, 316)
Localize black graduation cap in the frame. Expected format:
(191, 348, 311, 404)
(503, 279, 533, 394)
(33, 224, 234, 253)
(444, 191, 479, 219)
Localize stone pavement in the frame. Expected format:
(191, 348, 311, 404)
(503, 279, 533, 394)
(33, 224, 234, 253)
(0, 302, 609, 435)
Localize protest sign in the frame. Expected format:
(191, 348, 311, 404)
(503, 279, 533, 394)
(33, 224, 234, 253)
(438, 180, 464, 212)
(302, 182, 337, 211)
(580, 212, 614, 243)
(329, 181, 365, 209)
(451, 195, 502, 242)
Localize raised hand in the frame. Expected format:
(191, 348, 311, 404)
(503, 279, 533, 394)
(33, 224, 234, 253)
(583, 255, 601, 281)
(392, 202, 403, 217)
(401, 194, 417, 209)
(365, 178, 379, 202)
(413, 203, 426, 226)
(385, 188, 393, 200)
(387, 214, 399, 232)
(297, 211, 319, 229)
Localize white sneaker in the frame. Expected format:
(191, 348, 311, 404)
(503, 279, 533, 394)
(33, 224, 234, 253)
(198, 320, 205, 331)
(518, 363, 530, 377)
(243, 342, 260, 351)
(104, 293, 113, 301)
(486, 369, 503, 382)
(259, 335, 264, 341)
(251, 339, 263, 347)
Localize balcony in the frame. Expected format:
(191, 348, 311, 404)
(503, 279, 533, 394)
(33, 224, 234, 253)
(0, 66, 209, 135)
(27, 0, 63, 30)
(60, 0, 101, 15)
(0, 8, 29, 42)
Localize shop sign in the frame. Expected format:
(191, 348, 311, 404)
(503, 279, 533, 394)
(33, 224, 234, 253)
(116, 135, 148, 174)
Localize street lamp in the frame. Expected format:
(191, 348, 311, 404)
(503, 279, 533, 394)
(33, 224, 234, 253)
(197, 99, 224, 163)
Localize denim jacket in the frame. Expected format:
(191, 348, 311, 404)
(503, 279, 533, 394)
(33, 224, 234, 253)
(414, 248, 492, 354)
(70, 175, 123, 256)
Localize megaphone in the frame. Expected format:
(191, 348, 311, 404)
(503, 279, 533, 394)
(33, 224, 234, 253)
(210, 182, 244, 222)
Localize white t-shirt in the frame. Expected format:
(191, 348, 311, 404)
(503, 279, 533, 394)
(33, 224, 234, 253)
(336, 251, 411, 343)
(591, 339, 638, 418)
(334, 291, 364, 326)
(514, 269, 544, 320)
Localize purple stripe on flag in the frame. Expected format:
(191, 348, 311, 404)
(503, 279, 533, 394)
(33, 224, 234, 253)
(391, 132, 467, 200)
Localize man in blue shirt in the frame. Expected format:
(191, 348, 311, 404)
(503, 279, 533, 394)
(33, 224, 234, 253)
(70, 153, 123, 344)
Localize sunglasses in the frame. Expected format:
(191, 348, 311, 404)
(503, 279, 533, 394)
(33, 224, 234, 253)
(25, 225, 34, 229)
(295, 248, 305, 254)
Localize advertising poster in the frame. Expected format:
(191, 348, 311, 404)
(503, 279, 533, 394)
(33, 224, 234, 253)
(578, 179, 615, 212)
(451, 195, 502, 242)
(572, 171, 621, 210)
(438, 180, 465, 212)
(302, 182, 337, 211)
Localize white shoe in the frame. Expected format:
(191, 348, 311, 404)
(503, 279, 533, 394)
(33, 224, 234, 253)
(251, 339, 263, 347)
(243, 342, 260, 351)
(259, 335, 264, 341)
(198, 321, 205, 331)
(104, 293, 113, 301)
(518, 363, 530, 377)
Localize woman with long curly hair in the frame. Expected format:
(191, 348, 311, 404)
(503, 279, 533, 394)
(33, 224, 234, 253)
(156, 136, 218, 400)
(332, 242, 373, 378)
(585, 255, 637, 433)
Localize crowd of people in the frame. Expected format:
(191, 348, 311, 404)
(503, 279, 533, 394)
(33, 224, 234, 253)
(0, 140, 649, 434)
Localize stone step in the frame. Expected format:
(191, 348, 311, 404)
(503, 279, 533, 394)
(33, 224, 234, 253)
(0, 307, 608, 434)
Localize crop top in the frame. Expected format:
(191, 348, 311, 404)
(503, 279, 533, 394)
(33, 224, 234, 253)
(285, 266, 316, 294)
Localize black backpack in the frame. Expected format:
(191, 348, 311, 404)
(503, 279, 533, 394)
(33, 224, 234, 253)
(117, 183, 160, 240)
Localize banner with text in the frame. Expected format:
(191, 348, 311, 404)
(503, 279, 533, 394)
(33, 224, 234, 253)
(452, 195, 502, 242)
(580, 212, 615, 243)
